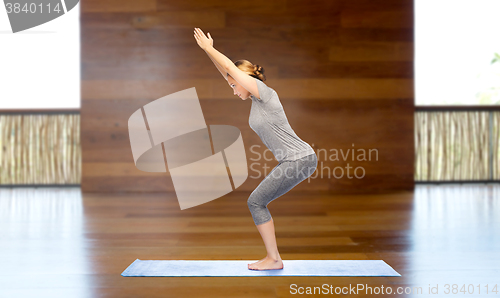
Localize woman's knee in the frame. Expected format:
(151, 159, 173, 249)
(247, 192, 262, 209)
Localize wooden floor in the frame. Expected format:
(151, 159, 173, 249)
(0, 184, 499, 297)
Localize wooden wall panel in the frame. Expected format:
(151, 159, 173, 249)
(81, 0, 414, 194)
(82, 0, 156, 13)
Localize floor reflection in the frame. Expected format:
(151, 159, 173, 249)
(0, 187, 91, 298)
(0, 184, 499, 297)
(409, 184, 500, 290)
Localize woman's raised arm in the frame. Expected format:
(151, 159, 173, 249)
(194, 28, 229, 81)
(194, 27, 259, 97)
(205, 48, 228, 81)
(194, 28, 233, 71)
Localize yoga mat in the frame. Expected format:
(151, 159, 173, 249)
(121, 259, 401, 277)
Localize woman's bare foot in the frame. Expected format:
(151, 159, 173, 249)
(249, 256, 267, 266)
(248, 256, 283, 270)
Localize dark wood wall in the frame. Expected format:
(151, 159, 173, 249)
(81, 0, 414, 194)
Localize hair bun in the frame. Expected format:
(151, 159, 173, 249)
(234, 59, 266, 81)
(255, 64, 264, 74)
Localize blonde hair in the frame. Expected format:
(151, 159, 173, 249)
(229, 59, 266, 82)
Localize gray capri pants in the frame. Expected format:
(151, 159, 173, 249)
(247, 153, 318, 225)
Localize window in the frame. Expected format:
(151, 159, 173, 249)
(0, 3, 80, 109)
(415, 0, 500, 105)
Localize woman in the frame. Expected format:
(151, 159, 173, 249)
(194, 28, 318, 270)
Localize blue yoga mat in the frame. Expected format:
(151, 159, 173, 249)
(121, 259, 401, 277)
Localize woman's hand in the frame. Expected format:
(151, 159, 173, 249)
(194, 27, 213, 50)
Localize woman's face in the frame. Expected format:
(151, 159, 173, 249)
(227, 76, 251, 100)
